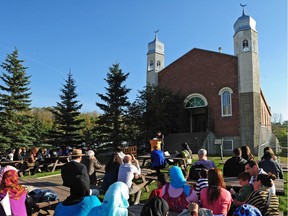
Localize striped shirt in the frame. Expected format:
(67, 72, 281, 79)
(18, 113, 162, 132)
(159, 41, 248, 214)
(195, 178, 208, 201)
(246, 189, 279, 216)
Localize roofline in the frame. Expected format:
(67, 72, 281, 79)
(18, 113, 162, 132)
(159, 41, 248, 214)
(260, 89, 271, 116)
(160, 47, 237, 71)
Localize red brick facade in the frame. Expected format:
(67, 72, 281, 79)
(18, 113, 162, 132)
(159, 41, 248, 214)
(158, 48, 240, 137)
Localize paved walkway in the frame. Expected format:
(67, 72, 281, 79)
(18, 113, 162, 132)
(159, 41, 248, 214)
(18, 174, 149, 216)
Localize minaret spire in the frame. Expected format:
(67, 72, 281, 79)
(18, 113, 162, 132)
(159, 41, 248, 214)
(240, 3, 247, 15)
(154, 29, 159, 40)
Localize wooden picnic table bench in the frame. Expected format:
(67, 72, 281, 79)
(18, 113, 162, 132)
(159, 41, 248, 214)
(0, 160, 23, 167)
(40, 156, 70, 172)
(137, 154, 192, 169)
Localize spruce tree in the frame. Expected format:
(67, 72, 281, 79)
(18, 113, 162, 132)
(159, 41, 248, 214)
(49, 72, 84, 148)
(0, 49, 33, 150)
(96, 63, 131, 150)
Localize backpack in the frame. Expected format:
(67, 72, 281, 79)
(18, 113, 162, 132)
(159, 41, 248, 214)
(181, 150, 190, 158)
(162, 183, 190, 213)
(233, 204, 262, 216)
(188, 164, 206, 180)
(28, 189, 59, 203)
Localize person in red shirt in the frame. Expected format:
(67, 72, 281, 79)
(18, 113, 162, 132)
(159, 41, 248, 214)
(149, 173, 167, 199)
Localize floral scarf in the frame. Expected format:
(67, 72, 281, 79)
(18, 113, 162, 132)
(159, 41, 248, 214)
(0, 170, 26, 200)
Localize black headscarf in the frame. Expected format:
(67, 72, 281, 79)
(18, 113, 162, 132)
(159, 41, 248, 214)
(62, 175, 90, 206)
(140, 197, 169, 216)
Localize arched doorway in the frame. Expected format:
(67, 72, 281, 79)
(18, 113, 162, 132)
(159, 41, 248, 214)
(184, 94, 208, 132)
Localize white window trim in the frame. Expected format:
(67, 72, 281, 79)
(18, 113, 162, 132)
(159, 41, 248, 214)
(218, 87, 233, 117)
(184, 93, 208, 108)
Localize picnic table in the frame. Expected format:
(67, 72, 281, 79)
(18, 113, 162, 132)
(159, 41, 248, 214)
(223, 177, 285, 196)
(186, 177, 285, 196)
(40, 156, 70, 172)
(137, 154, 191, 169)
(0, 160, 23, 167)
(19, 174, 69, 216)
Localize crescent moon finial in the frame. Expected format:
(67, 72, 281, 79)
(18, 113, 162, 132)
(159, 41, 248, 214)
(240, 3, 247, 14)
(154, 29, 159, 39)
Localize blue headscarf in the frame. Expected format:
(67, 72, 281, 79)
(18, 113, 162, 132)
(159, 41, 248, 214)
(87, 182, 129, 216)
(169, 166, 191, 196)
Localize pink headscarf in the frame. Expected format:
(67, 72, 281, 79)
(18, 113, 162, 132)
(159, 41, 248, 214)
(0, 165, 18, 183)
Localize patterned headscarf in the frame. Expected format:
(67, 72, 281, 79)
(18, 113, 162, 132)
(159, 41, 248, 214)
(0, 170, 26, 200)
(169, 166, 191, 196)
(0, 165, 18, 183)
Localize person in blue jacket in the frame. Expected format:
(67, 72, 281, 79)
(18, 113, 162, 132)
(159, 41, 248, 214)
(151, 146, 167, 176)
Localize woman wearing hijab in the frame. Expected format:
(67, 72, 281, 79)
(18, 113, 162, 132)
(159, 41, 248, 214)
(88, 181, 133, 216)
(162, 166, 192, 212)
(0, 165, 18, 183)
(140, 197, 169, 216)
(0, 170, 27, 216)
(54, 175, 101, 216)
(200, 168, 232, 216)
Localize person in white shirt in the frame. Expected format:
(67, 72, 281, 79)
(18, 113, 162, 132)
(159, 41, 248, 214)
(118, 154, 142, 205)
(245, 160, 276, 195)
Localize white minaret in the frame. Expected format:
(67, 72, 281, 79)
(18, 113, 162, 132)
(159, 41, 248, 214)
(233, 5, 261, 152)
(146, 31, 164, 86)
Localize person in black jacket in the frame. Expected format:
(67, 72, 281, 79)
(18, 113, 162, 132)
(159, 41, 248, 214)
(61, 149, 90, 188)
(223, 148, 247, 177)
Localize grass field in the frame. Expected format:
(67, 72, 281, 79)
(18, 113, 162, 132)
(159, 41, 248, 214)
(22, 155, 287, 214)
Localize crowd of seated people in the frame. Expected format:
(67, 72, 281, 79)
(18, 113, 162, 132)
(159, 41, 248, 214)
(0, 144, 283, 216)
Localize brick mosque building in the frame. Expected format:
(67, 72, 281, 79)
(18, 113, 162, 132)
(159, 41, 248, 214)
(146, 8, 273, 155)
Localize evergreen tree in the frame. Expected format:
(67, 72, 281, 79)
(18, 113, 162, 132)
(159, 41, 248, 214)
(95, 63, 131, 150)
(49, 72, 84, 148)
(133, 85, 185, 141)
(0, 49, 33, 150)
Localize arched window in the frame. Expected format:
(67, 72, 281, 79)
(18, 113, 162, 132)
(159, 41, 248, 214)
(149, 60, 154, 70)
(243, 39, 249, 50)
(219, 87, 233, 116)
(157, 61, 161, 70)
(184, 94, 208, 108)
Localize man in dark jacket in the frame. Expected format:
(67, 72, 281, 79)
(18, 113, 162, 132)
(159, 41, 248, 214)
(223, 148, 247, 177)
(61, 149, 90, 188)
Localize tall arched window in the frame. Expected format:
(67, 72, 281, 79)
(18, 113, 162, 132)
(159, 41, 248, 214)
(243, 40, 248, 48)
(243, 39, 249, 51)
(157, 61, 161, 70)
(219, 87, 233, 116)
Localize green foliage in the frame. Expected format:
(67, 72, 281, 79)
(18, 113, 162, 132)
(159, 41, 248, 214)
(0, 49, 33, 150)
(132, 85, 185, 142)
(95, 63, 131, 150)
(48, 72, 85, 147)
(272, 121, 287, 154)
(80, 112, 100, 149)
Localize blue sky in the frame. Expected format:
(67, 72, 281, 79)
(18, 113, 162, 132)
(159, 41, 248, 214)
(0, 1, 287, 120)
